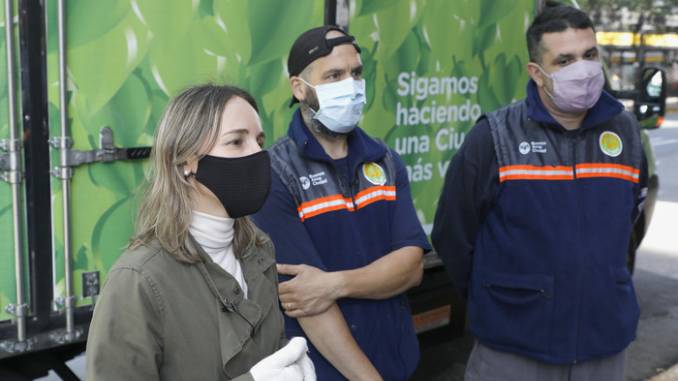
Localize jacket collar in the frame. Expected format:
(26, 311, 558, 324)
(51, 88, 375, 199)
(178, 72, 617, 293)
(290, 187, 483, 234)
(526, 80, 624, 131)
(288, 109, 387, 166)
(187, 234, 272, 310)
(187, 234, 276, 373)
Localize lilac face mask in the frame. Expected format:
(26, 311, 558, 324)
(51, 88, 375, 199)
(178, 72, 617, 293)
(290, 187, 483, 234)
(538, 60, 604, 114)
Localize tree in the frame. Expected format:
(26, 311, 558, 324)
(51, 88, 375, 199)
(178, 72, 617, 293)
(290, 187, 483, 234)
(577, 0, 678, 33)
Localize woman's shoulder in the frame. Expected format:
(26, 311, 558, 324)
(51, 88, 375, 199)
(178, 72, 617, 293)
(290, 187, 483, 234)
(110, 240, 180, 276)
(254, 228, 275, 257)
(240, 228, 276, 266)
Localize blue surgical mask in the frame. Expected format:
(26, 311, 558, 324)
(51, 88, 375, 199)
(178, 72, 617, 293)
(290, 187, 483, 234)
(301, 77, 367, 134)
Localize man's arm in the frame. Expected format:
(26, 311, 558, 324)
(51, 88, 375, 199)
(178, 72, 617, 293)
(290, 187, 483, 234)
(277, 246, 422, 317)
(431, 119, 499, 296)
(252, 173, 380, 378)
(297, 304, 382, 381)
(328, 245, 423, 299)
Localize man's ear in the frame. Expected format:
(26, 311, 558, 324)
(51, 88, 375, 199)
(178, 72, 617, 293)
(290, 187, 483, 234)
(290, 76, 307, 103)
(527, 62, 546, 88)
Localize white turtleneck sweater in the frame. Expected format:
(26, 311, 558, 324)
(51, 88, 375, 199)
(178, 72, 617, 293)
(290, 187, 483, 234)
(189, 210, 248, 298)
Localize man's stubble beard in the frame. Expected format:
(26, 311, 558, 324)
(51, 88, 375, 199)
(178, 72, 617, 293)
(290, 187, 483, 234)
(299, 85, 344, 138)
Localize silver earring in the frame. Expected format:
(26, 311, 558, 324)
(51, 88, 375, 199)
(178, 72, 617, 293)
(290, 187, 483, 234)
(183, 169, 194, 179)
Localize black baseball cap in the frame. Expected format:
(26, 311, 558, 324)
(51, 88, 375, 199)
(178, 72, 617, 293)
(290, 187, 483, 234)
(288, 25, 361, 105)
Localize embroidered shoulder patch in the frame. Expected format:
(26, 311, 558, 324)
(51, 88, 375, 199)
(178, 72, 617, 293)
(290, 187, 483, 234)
(362, 162, 387, 185)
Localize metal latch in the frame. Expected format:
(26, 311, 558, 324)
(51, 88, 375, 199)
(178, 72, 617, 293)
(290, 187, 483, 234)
(1, 303, 33, 352)
(5, 303, 29, 319)
(0, 138, 22, 184)
(49, 127, 151, 179)
(52, 295, 76, 311)
(0, 150, 9, 173)
(82, 271, 100, 298)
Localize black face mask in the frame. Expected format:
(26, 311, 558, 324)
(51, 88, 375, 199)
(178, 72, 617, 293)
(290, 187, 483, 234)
(195, 150, 271, 218)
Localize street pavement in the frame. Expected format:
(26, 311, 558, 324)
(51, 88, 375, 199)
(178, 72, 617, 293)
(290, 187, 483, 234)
(625, 114, 678, 381)
(649, 115, 678, 203)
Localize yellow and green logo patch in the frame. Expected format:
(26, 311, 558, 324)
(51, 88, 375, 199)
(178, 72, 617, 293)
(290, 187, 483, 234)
(599, 131, 623, 157)
(362, 162, 387, 185)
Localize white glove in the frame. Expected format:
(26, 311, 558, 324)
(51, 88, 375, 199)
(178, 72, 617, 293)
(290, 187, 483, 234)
(250, 337, 316, 381)
(296, 350, 316, 381)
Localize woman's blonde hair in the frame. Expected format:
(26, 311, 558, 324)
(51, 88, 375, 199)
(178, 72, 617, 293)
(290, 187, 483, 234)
(131, 84, 267, 263)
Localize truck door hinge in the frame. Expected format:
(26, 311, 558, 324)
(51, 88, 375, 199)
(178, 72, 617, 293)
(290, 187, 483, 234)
(0, 138, 23, 184)
(49, 127, 151, 179)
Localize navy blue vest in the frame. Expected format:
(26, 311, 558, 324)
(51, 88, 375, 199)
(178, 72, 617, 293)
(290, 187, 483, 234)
(470, 99, 642, 363)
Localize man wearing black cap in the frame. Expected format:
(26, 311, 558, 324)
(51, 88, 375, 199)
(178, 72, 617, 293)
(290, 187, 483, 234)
(252, 26, 431, 381)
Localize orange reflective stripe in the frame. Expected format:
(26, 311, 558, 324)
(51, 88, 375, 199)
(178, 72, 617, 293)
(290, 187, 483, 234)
(297, 194, 348, 210)
(500, 174, 575, 182)
(500, 165, 572, 172)
(300, 202, 353, 221)
(575, 163, 640, 174)
(355, 186, 396, 209)
(576, 172, 639, 183)
(499, 165, 574, 182)
(354, 185, 394, 200)
(297, 194, 354, 221)
(297, 186, 398, 221)
(575, 163, 640, 183)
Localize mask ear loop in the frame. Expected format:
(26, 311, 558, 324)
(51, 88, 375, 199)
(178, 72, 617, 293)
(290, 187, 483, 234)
(297, 77, 320, 114)
(535, 64, 557, 100)
(298, 77, 316, 89)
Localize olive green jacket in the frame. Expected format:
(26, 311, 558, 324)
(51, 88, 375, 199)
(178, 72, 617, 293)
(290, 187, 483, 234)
(86, 233, 286, 380)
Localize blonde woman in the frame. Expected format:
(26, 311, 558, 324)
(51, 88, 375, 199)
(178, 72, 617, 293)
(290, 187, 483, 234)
(86, 84, 315, 381)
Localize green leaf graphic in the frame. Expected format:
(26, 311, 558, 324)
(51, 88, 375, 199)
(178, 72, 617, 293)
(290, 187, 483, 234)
(248, 0, 315, 65)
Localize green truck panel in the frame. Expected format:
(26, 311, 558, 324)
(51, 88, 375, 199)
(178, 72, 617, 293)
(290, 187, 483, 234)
(349, 0, 536, 231)
(44, 0, 324, 309)
(0, 1, 28, 324)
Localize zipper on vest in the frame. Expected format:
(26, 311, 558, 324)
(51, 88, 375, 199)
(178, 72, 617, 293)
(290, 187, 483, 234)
(333, 166, 355, 209)
(347, 174, 360, 208)
(571, 134, 577, 179)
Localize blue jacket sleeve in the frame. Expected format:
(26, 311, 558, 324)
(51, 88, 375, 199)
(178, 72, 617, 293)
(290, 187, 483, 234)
(431, 119, 499, 296)
(389, 150, 432, 253)
(252, 171, 327, 282)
